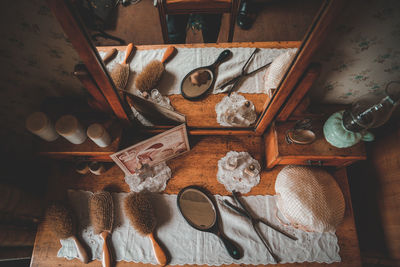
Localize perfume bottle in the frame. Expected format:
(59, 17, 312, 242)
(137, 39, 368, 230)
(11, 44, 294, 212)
(324, 81, 400, 148)
(243, 164, 259, 177)
(225, 155, 238, 170)
(135, 163, 153, 180)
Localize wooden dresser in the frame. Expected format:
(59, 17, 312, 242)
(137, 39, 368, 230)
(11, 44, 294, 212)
(30, 135, 362, 267)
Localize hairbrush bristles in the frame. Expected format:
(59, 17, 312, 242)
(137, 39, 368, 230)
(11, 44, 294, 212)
(135, 60, 165, 92)
(123, 192, 156, 236)
(46, 202, 75, 239)
(89, 191, 114, 234)
(111, 63, 129, 89)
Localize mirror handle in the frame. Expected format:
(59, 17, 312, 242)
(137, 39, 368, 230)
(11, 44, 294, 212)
(210, 49, 232, 69)
(217, 232, 242, 260)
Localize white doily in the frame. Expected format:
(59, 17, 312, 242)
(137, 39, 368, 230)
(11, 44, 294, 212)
(124, 162, 171, 192)
(217, 151, 261, 193)
(215, 93, 257, 127)
(58, 190, 341, 265)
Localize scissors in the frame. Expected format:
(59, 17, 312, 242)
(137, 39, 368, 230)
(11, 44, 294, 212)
(216, 48, 272, 96)
(222, 191, 298, 263)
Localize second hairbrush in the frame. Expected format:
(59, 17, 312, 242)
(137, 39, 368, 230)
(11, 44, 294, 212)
(124, 192, 168, 266)
(135, 46, 176, 93)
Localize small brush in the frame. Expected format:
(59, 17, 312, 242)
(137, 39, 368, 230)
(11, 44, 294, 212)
(135, 46, 176, 93)
(110, 43, 134, 90)
(89, 191, 114, 267)
(46, 202, 89, 264)
(123, 192, 167, 266)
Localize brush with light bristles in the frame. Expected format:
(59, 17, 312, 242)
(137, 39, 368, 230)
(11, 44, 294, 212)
(135, 46, 176, 93)
(123, 192, 168, 266)
(89, 191, 114, 267)
(46, 202, 89, 264)
(110, 43, 134, 90)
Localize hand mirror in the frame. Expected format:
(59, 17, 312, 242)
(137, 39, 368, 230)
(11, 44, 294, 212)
(177, 186, 242, 260)
(180, 50, 232, 100)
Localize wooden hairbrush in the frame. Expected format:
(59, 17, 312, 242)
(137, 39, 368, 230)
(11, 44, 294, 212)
(46, 202, 89, 263)
(123, 192, 168, 266)
(89, 191, 114, 267)
(110, 43, 134, 90)
(135, 46, 176, 93)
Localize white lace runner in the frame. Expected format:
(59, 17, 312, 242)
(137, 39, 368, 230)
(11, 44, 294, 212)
(99, 47, 297, 95)
(58, 190, 341, 265)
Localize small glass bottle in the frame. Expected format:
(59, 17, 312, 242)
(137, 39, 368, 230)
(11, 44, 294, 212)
(135, 163, 153, 180)
(243, 164, 259, 177)
(225, 156, 238, 170)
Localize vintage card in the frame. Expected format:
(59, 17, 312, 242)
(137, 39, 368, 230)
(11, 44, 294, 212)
(110, 124, 190, 176)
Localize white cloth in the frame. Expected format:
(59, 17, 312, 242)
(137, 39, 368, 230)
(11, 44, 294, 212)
(100, 47, 297, 95)
(58, 190, 340, 265)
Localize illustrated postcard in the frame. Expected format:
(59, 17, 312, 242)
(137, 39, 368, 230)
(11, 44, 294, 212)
(110, 124, 190, 176)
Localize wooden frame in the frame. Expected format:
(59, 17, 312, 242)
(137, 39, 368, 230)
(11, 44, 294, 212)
(254, 0, 345, 134)
(47, 0, 345, 136)
(46, 0, 131, 124)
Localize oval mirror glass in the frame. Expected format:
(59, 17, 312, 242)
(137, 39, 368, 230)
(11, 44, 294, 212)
(178, 188, 216, 230)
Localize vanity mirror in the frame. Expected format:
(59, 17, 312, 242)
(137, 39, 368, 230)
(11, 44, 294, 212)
(177, 186, 242, 260)
(47, 0, 344, 135)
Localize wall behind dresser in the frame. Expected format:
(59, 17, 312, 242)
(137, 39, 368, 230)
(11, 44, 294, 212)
(0, 0, 85, 156)
(310, 0, 400, 104)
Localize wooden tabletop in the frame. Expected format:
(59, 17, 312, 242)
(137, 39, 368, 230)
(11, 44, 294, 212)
(31, 135, 361, 266)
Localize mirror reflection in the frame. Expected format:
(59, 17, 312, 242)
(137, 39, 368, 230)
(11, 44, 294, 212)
(73, 0, 323, 129)
(178, 189, 216, 230)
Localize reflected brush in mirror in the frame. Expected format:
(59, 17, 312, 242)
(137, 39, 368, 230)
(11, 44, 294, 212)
(135, 46, 176, 93)
(110, 43, 134, 90)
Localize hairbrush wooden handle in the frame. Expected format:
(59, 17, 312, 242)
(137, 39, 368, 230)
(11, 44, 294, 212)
(161, 46, 176, 64)
(122, 43, 134, 64)
(103, 48, 117, 65)
(71, 236, 89, 264)
(149, 232, 167, 266)
(100, 231, 112, 267)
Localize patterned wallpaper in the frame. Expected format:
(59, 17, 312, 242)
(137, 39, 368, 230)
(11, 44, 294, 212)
(310, 0, 400, 104)
(0, 0, 85, 155)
